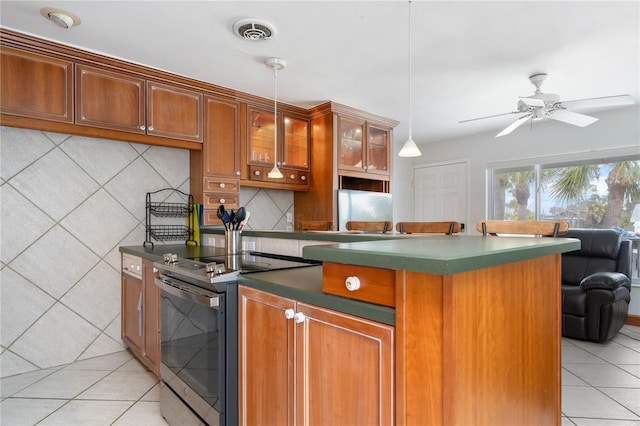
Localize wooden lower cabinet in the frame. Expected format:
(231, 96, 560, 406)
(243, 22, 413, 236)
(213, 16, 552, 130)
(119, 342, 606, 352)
(121, 259, 160, 376)
(238, 285, 394, 426)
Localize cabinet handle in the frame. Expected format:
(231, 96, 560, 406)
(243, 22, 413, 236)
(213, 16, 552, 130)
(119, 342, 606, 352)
(148, 126, 154, 131)
(281, 161, 287, 166)
(345, 276, 361, 291)
(219, 198, 225, 204)
(139, 125, 146, 131)
(289, 174, 295, 180)
(219, 183, 225, 189)
(137, 292, 143, 337)
(284, 308, 295, 320)
(300, 175, 306, 181)
(236, 171, 241, 176)
(254, 170, 261, 176)
(293, 312, 305, 324)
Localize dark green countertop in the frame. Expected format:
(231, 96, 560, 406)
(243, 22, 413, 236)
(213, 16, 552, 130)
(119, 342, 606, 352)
(238, 266, 394, 325)
(303, 234, 581, 275)
(118, 244, 393, 325)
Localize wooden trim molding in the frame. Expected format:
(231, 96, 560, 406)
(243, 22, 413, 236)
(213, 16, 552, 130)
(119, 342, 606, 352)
(626, 314, 640, 327)
(0, 114, 203, 151)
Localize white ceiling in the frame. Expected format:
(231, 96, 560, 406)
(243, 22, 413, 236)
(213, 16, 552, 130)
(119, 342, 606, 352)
(1, 1, 638, 146)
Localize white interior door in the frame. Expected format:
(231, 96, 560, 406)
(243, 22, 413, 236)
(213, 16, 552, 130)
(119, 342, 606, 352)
(413, 161, 468, 226)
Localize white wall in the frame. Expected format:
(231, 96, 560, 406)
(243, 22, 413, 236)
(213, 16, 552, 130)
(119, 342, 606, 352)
(392, 105, 640, 230)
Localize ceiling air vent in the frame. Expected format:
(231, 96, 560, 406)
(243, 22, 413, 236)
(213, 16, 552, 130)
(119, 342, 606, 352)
(233, 18, 277, 41)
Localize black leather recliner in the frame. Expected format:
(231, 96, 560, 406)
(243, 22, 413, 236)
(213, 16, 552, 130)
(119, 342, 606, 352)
(562, 229, 632, 343)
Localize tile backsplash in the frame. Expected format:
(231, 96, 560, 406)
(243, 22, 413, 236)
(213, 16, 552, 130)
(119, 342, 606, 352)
(0, 126, 292, 378)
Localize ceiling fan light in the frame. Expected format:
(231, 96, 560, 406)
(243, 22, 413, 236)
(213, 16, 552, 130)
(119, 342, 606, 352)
(398, 137, 422, 157)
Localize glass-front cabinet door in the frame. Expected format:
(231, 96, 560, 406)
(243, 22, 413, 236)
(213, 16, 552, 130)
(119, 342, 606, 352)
(366, 124, 389, 175)
(248, 108, 275, 165)
(282, 114, 309, 169)
(338, 117, 365, 172)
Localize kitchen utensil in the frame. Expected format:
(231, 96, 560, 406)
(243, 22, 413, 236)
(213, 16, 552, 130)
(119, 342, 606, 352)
(239, 211, 251, 231)
(229, 209, 236, 229)
(217, 205, 227, 230)
(235, 207, 246, 230)
(222, 210, 231, 229)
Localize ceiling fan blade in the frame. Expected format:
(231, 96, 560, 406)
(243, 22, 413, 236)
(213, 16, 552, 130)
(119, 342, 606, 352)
(549, 109, 598, 127)
(459, 111, 521, 123)
(560, 94, 634, 110)
(518, 97, 545, 107)
(495, 114, 531, 138)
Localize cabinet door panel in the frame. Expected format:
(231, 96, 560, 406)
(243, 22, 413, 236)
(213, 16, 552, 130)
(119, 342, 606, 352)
(282, 114, 309, 170)
(76, 64, 145, 133)
(239, 286, 294, 426)
(203, 96, 240, 176)
(366, 124, 389, 175)
(338, 116, 365, 172)
(122, 273, 143, 351)
(296, 303, 394, 426)
(1, 47, 73, 122)
(147, 81, 203, 142)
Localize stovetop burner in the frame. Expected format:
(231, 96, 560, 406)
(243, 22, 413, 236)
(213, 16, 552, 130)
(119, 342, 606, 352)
(154, 251, 320, 292)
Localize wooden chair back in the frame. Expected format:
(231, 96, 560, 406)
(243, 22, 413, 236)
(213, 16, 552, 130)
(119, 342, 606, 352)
(476, 220, 569, 237)
(345, 221, 392, 233)
(395, 221, 461, 235)
(298, 220, 332, 231)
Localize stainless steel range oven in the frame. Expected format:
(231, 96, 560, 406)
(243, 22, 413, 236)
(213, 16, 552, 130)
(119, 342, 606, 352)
(154, 252, 319, 426)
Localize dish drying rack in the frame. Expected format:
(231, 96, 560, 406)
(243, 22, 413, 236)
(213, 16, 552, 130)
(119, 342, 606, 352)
(144, 188, 197, 247)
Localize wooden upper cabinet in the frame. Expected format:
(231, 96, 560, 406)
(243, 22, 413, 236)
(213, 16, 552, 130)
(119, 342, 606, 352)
(146, 81, 203, 142)
(76, 64, 145, 133)
(203, 96, 240, 177)
(338, 115, 390, 178)
(0, 47, 73, 122)
(76, 64, 203, 142)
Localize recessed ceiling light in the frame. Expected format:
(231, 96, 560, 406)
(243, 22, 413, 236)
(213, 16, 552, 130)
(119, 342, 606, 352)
(40, 7, 81, 29)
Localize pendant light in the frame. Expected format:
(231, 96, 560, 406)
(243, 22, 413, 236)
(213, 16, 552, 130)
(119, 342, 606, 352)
(398, 1, 422, 157)
(266, 57, 286, 178)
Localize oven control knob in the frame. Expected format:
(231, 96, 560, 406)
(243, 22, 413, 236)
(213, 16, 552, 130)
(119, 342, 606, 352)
(293, 312, 305, 324)
(284, 308, 295, 320)
(345, 276, 361, 291)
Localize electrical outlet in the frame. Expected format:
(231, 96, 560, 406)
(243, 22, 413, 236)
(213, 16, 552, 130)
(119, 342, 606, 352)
(286, 212, 293, 223)
(243, 240, 256, 251)
(205, 236, 217, 246)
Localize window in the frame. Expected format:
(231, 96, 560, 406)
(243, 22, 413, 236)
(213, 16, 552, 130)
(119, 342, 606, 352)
(490, 157, 640, 230)
(489, 155, 640, 281)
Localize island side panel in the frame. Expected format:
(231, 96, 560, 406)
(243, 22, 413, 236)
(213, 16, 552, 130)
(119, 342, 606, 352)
(396, 270, 444, 425)
(398, 254, 561, 426)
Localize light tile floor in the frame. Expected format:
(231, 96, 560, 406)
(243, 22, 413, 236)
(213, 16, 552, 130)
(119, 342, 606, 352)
(1, 325, 639, 425)
(1, 351, 168, 425)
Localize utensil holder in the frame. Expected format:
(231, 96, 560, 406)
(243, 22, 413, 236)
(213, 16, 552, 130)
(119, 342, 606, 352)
(225, 230, 242, 255)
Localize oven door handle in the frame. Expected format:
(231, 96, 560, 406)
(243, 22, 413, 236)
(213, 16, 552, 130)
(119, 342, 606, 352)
(155, 276, 220, 308)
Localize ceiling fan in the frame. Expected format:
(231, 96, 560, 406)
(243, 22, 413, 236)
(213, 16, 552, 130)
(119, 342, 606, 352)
(460, 73, 634, 138)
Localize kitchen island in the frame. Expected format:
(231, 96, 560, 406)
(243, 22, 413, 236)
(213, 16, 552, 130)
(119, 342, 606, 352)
(124, 232, 579, 425)
(294, 234, 580, 426)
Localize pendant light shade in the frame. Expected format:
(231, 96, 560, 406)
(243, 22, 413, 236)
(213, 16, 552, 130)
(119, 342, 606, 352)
(266, 57, 286, 179)
(398, 1, 422, 157)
